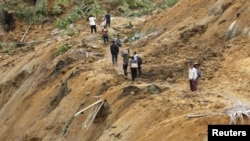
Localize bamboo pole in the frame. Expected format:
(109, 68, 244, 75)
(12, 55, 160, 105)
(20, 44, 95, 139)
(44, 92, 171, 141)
(186, 113, 211, 119)
(83, 101, 104, 129)
(74, 99, 103, 117)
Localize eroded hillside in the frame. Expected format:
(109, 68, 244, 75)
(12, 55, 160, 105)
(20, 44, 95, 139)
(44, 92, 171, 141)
(0, 0, 250, 141)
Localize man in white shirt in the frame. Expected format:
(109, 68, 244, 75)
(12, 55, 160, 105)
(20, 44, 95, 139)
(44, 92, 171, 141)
(188, 63, 198, 91)
(89, 14, 96, 33)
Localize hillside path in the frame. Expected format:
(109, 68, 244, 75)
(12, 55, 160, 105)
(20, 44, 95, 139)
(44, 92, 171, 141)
(105, 46, 124, 75)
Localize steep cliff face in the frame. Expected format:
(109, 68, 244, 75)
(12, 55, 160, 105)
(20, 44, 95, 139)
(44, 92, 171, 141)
(0, 0, 250, 141)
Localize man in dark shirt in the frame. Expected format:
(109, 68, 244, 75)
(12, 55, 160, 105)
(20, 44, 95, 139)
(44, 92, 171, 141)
(105, 11, 111, 27)
(110, 41, 119, 65)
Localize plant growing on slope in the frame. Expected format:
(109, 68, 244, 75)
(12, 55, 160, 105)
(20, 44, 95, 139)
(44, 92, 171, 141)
(55, 1, 94, 29)
(165, 0, 179, 7)
(35, 0, 48, 15)
(57, 42, 72, 55)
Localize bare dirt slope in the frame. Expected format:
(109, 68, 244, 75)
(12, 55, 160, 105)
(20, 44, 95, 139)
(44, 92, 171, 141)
(0, 0, 250, 141)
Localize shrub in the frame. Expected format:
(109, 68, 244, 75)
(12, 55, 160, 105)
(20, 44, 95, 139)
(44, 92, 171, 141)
(57, 42, 72, 55)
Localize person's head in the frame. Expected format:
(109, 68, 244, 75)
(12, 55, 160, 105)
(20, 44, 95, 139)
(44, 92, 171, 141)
(134, 52, 137, 55)
(193, 62, 199, 67)
(104, 25, 107, 28)
(112, 40, 115, 44)
(107, 10, 110, 13)
(89, 14, 93, 17)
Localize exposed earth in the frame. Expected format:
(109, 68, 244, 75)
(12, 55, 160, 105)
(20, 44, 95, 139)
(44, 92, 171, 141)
(0, 0, 250, 141)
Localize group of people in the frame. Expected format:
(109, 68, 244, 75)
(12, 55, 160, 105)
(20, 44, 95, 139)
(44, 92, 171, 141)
(88, 11, 118, 45)
(89, 11, 203, 89)
(109, 36, 142, 82)
(121, 51, 142, 82)
(188, 62, 201, 92)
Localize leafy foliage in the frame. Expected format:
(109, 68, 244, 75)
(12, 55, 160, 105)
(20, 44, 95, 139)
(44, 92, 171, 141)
(54, 0, 106, 29)
(88, 0, 105, 17)
(57, 42, 72, 55)
(36, 0, 48, 15)
(65, 25, 76, 36)
(55, 10, 83, 29)
(52, 4, 63, 16)
(52, 0, 70, 16)
(57, 0, 70, 6)
(165, 0, 179, 7)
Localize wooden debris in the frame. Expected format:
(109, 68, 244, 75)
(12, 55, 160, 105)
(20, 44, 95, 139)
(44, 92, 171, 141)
(186, 113, 211, 119)
(21, 23, 31, 42)
(74, 99, 103, 117)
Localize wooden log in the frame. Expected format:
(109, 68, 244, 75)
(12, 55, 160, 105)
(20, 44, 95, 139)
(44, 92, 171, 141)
(185, 113, 211, 119)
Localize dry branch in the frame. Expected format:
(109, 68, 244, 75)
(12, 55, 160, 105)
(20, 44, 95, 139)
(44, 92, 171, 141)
(21, 23, 32, 42)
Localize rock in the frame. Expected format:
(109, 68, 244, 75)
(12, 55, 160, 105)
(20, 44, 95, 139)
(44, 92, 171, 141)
(147, 84, 161, 94)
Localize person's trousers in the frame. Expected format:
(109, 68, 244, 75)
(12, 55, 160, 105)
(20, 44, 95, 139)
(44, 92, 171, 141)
(123, 63, 128, 76)
(189, 80, 197, 91)
(111, 53, 118, 64)
(131, 68, 137, 81)
(106, 20, 110, 27)
(103, 35, 109, 43)
(138, 64, 142, 76)
(90, 25, 96, 33)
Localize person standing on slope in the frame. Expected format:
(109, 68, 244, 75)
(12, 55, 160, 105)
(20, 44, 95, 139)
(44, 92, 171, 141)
(114, 34, 122, 47)
(102, 25, 109, 44)
(121, 49, 129, 76)
(194, 62, 201, 90)
(110, 40, 119, 65)
(133, 52, 142, 77)
(188, 63, 198, 92)
(89, 14, 97, 33)
(129, 56, 138, 82)
(105, 10, 111, 27)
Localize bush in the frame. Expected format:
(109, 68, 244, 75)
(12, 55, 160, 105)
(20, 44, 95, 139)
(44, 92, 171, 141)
(165, 0, 179, 7)
(57, 42, 72, 55)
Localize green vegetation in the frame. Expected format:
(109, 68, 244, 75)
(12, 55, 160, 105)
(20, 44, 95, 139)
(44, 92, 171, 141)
(165, 0, 179, 7)
(57, 42, 72, 55)
(0, 42, 17, 54)
(65, 25, 76, 36)
(52, 0, 70, 16)
(0, 0, 180, 30)
(55, 0, 103, 29)
(115, 0, 179, 17)
(55, 5, 87, 29)
(36, 0, 48, 15)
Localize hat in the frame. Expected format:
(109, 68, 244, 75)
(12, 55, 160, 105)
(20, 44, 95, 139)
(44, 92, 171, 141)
(193, 62, 199, 66)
